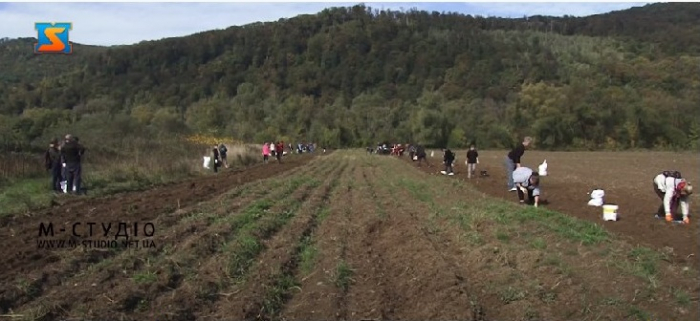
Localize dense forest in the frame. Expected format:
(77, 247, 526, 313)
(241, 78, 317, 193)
(1, 3, 699, 151)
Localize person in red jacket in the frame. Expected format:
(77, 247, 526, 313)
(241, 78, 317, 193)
(276, 141, 284, 163)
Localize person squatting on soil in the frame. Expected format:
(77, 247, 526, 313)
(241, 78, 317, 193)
(408, 145, 416, 160)
(60, 134, 85, 194)
(211, 144, 221, 173)
(441, 148, 455, 176)
(505, 136, 532, 192)
(653, 171, 693, 224)
(415, 145, 429, 167)
(512, 166, 541, 207)
(262, 142, 271, 164)
(218, 143, 229, 169)
(44, 138, 62, 192)
(466, 144, 479, 179)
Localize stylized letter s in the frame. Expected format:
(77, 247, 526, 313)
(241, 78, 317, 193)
(39, 27, 66, 52)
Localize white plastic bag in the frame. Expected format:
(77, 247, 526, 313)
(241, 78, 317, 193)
(203, 156, 211, 169)
(538, 159, 548, 176)
(588, 189, 604, 207)
(430, 151, 434, 157)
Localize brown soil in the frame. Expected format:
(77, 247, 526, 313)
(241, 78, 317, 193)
(2, 150, 698, 321)
(0, 154, 316, 317)
(405, 150, 700, 269)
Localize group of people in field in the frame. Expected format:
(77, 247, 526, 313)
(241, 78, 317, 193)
(377, 136, 693, 224)
(208, 141, 323, 173)
(44, 134, 86, 194)
(504, 136, 693, 224)
(261, 141, 286, 165)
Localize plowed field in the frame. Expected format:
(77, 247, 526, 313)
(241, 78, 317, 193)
(1, 150, 698, 321)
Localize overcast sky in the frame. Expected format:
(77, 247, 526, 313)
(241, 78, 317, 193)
(0, 2, 653, 46)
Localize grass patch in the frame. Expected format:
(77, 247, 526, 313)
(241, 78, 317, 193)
(132, 271, 158, 284)
(672, 287, 691, 306)
(224, 188, 311, 280)
(495, 229, 511, 243)
(482, 201, 610, 245)
(499, 286, 527, 304)
(627, 305, 653, 320)
(612, 246, 662, 287)
(530, 237, 547, 250)
(335, 260, 353, 291)
(298, 236, 317, 275)
(260, 274, 299, 318)
(0, 178, 56, 216)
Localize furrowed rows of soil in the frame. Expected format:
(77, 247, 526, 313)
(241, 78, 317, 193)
(4, 150, 698, 320)
(206, 157, 350, 320)
(279, 153, 484, 320)
(0, 154, 320, 318)
(389, 154, 699, 320)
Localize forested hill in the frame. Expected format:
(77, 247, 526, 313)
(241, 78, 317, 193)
(1, 3, 699, 151)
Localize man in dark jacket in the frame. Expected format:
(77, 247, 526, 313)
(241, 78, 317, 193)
(44, 138, 62, 192)
(415, 145, 429, 167)
(60, 134, 85, 194)
(441, 148, 455, 176)
(218, 143, 229, 168)
(504, 137, 532, 191)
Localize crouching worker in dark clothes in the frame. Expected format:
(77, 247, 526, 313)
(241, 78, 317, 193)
(44, 138, 62, 192)
(441, 148, 455, 176)
(512, 166, 541, 207)
(60, 134, 85, 194)
(653, 171, 693, 224)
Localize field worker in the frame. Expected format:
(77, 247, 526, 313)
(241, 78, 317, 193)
(466, 144, 479, 179)
(44, 138, 62, 192)
(505, 136, 533, 192)
(512, 166, 541, 207)
(211, 144, 221, 173)
(60, 134, 85, 194)
(262, 142, 271, 164)
(441, 148, 455, 175)
(270, 141, 276, 157)
(415, 145, 429, 167)
(653, 171, 693, 224)
(219, 143, 229, 168)
(275, 141, 284, 163)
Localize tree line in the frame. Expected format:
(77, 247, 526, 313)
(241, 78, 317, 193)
(0, 3, 698, 152)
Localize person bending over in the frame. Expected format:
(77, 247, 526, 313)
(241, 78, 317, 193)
(512, 166, 541, 207)
(653, 171, 693, 224)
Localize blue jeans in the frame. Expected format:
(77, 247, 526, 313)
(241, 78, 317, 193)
(504, 157, 515, 189)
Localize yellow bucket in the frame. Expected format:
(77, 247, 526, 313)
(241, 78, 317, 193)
(602, 204, 618, 221)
